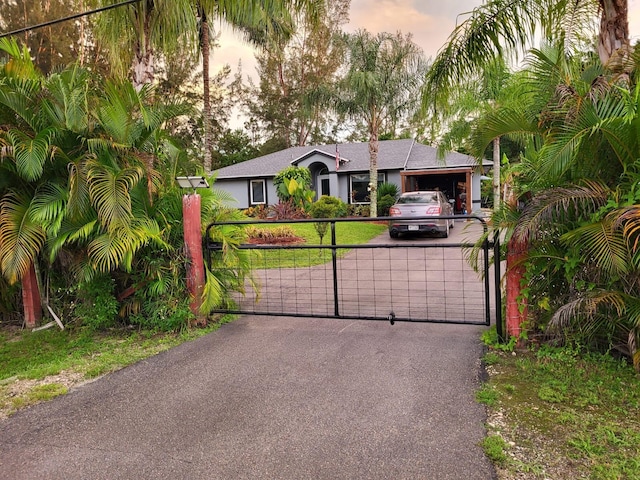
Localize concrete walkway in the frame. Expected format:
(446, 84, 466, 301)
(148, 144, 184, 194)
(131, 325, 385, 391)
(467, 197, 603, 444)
(0, 316, 495, 479)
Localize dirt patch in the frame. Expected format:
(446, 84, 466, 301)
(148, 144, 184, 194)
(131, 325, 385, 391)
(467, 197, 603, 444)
(0, 371, 88, 421)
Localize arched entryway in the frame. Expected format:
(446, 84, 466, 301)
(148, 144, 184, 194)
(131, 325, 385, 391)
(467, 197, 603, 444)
(309, 162, 331, 199)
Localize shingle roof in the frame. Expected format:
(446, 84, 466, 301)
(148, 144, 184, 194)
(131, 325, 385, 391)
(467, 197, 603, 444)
(213, 139, 489, 179)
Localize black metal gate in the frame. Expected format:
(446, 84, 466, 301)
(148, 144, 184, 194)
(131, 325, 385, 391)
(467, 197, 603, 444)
(205, 217, 502, 335)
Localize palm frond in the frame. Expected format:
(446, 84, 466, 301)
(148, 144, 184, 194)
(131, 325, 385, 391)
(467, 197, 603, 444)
(561, 218, 630, 276)
(30, 182, 67, 235)
(515, 180, 610, 241)
(549, 290, 625, 332)
(0, 191, 47, 284)
(47, 219, 99, 263)
(87, 163, 143, 232)
(6, 128, 55, 182)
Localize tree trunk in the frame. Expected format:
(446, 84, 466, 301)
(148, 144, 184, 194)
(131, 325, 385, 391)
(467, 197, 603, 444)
(493, 137, 501, 209)
(368, 128, 379, 218)
(201, 9, 213, 173)
(132, 3, 154, 91)
(132, 48, 154, 90)
(597, 0, 629, 66)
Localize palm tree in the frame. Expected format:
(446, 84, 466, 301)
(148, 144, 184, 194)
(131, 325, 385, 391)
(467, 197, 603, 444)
(96, 0, 320, 171)
(0, 39, 184, 325)
(468, 43, 640, 367)
(336, 30, 426, 217)
(424, 0, 631, 104)
(434, 57, 516, 209)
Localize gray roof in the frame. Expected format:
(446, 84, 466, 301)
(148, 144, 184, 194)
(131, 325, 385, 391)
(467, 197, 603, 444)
(213, 139, 490, 179)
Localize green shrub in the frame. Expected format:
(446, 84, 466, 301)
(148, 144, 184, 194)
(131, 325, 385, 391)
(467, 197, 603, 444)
(309, 196, 348, 243)
(274, 166, 314, 208)
(308, 195, 347, 219)
(129, 297, 193, 332)
(378, 182, 399, 199)
(245, 225, 300, 243)
(73, 275, 119, 330)
(377, 194, 396, 217)
(243, 205, 269, 219)
(347, 204, 370, 217)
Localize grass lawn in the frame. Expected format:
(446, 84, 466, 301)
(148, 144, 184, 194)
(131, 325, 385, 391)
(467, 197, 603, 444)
(0, 323, 224, 419)
(478, 334, 640, 479)
(244, 220, 388, 269)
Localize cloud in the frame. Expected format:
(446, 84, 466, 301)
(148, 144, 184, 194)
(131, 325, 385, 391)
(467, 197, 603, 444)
(212, 0, 640, 83)
(347, 0, 474, 59)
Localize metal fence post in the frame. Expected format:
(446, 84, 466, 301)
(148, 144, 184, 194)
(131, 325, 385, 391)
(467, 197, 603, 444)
(331, 221, 339, 317)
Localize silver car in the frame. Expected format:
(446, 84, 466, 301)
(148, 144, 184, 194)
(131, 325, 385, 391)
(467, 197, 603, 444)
(388, 191, 455, 238)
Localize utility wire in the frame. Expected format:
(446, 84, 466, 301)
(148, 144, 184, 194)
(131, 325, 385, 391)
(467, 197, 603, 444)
(0, 0, 141, 39)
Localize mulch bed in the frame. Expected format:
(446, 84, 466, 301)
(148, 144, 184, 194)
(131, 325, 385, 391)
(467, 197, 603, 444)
(245, 236, 306, 246)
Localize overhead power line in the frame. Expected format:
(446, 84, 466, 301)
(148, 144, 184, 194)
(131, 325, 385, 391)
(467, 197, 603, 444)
(0, 0, 141, 39)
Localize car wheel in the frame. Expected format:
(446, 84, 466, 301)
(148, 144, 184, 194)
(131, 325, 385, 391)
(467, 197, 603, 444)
(443, 225, 449, 238)
(450, 219, 454, 229)
(390, 230, 399, 239)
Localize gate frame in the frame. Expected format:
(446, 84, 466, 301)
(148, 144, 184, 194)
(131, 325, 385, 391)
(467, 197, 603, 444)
(205, 216, 502, 337)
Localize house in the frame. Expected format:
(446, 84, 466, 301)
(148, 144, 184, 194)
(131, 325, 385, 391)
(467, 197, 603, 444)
(212, 138, 492, 213)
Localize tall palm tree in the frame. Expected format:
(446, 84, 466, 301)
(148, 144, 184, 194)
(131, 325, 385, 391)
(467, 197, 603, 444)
(336, 30, 426, 217)
(97, 0, 320, 171)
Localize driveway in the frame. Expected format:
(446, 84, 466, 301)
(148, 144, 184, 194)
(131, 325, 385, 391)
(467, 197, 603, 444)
(0, 316, 495, 479)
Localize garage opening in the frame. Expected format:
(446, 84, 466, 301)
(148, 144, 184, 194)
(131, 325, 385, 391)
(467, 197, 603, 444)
(401, 170, 471, 214)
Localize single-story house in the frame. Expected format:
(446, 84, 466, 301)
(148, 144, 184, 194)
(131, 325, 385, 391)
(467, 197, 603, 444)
(212, 138, 492, 213)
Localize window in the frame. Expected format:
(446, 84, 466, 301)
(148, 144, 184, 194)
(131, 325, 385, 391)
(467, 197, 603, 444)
(249, 179, 266, 205)
(321, 178, 330, 196)
(349, 173, 386, 204)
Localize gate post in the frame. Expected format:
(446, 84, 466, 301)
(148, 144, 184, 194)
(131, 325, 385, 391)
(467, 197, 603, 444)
(183, 194, 205, 322)
(505, 234, 527, 340)
(22, 262, 42, 328)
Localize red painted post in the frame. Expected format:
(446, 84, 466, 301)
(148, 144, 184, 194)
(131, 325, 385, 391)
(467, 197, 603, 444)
(182, 194, 205, 321)
(22, 262, 42, 329)
(505, 235, 528, 339)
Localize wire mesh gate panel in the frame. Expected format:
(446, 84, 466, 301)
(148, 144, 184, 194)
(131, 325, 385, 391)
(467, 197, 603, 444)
(206, 217, 500, 327)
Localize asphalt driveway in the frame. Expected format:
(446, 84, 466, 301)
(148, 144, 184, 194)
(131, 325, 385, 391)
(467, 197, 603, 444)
(0, 316, 495, 479)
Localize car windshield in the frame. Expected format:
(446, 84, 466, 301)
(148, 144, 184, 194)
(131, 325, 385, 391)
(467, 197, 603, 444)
(397, 193, 438, 204)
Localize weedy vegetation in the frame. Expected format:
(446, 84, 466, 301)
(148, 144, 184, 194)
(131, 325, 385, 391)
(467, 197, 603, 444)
(479, 330, 640, 479)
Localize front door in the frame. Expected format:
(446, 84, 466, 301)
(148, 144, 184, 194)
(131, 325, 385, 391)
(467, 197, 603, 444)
(318, 174, 330, 196)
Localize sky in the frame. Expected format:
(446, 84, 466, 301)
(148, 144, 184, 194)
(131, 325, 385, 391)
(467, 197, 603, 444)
(212, 0, 640, 79)
(212, 0, 640, 129)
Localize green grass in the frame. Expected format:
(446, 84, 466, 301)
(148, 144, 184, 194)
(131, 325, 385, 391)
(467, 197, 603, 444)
(0, 322, 226, 417)
(481, 435, 508, 464)
(480, 338, 640, 479)
(247, 221, 387, 269)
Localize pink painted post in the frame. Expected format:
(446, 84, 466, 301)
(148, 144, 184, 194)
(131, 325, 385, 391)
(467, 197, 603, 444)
(22, 262, 42, 328)
(505, 235, 528, 339)
(182, 194, 205, 321)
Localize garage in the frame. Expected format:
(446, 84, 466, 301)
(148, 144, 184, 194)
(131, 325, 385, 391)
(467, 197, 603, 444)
(401, 169, 473, 214)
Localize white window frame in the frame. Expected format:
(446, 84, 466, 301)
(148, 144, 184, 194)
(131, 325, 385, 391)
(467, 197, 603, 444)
(249, 179, 266, 205)
(349, 173, 386, 204)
